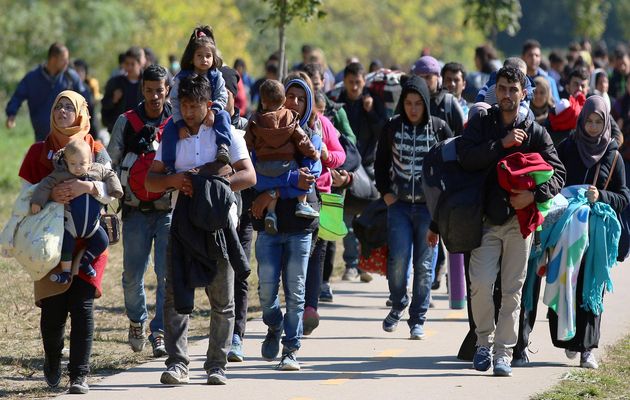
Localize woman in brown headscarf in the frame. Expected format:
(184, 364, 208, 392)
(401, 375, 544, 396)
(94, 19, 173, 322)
(18, 90, 114, 394)
(550, 95, 630, 369)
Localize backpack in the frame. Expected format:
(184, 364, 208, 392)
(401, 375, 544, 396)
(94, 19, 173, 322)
(422, 136, 487, 253)
(327, 69, 403, 118)
(119, 110, 172, 210)
(364, 69, 403, 118)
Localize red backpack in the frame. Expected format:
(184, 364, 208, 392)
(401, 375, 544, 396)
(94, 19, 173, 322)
(119, 110, 171, 207)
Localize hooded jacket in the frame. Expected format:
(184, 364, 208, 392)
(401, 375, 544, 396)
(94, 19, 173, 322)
(244, 107, 318, 161)
(375, 75, 453, 203)
(457, 104, 566, 226)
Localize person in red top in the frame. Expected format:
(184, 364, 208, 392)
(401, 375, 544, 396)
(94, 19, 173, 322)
(18, 90, 116, 394)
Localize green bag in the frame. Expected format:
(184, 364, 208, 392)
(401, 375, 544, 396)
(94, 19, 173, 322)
(318, 193, 348, 241)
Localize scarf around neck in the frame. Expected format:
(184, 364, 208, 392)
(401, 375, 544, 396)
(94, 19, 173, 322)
(575, 95, 611, 169)
(40, 90, 102, 167)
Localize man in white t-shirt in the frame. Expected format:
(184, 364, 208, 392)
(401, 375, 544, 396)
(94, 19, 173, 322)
(146, 74, 255, 385)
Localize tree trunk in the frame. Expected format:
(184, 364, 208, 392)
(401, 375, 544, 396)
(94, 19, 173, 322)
(278, 0, 288, 82)
(279, 23, 286, 82)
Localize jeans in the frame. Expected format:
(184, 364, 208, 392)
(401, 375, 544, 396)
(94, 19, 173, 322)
(163, 241, 235, 371)
(40, 278, 96, 379)
(214, 110, 233, 147)
(256, 231, 312, 353)
(121, 209, 171, 338)
(386, 201, 435, 327)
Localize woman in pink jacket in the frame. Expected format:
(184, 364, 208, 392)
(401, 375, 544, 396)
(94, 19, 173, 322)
(303, 105, 346, 336)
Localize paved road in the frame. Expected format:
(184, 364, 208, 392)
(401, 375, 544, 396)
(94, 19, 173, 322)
(57, 261, 630, 400)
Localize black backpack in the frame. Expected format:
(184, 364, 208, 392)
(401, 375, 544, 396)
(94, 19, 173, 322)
(422, 136, 487, 253)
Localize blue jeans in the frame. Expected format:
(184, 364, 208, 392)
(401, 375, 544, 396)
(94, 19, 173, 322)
(256, 231, 312, 353)
(121, 209, 171, 337)
(386, 201, 435, 327)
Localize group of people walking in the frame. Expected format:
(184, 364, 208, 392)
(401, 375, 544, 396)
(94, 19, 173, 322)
(2, 26, 629, 394)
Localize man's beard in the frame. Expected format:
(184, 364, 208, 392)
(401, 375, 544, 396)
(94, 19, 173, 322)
(499, 100, 517, 112)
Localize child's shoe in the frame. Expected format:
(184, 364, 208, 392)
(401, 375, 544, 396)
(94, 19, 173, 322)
(50, 271, 72, 284)
(216, 144, 231, 165)
(295, 202, 319, 219)
(79, 257, 97, 278)
(265, 212, 278, 235)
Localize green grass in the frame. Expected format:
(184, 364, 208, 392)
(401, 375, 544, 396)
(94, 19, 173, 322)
(0, 115, 33, 193)
(531, 335, 630, 399)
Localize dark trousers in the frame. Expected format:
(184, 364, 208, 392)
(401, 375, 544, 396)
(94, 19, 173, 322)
(40, 278, 96, 379)
(514, 274, 542, 360)
(234, 188, 255, 339)
(61, 226, 109, 266)
(322, 240, 335, 282)
(305, 236, 327, 309)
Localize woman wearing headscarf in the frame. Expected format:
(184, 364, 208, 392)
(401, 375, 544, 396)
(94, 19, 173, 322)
(18, 90, 115, 394)
(249, 75, 322, 371)
(551, 95, 630, 369)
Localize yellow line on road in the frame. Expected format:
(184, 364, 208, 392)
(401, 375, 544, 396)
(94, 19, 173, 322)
(374, 348, 404, 360)
(445, 310, 467, 319)
(321, 372, 359, 385)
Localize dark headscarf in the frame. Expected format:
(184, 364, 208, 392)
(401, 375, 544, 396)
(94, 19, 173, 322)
(575, 95, 611, 169)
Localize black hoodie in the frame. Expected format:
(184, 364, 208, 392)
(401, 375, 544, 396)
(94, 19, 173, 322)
(375, 75, 453, 203)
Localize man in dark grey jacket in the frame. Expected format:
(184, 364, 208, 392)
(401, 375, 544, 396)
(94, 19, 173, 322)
(457, 67, 565, 377)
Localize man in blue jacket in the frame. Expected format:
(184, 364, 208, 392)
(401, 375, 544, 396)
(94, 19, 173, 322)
(5, 42, 91, 142)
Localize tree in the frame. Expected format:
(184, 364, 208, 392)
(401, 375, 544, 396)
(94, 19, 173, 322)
(258, 0, 326, 81)
(570, 0, 610, 40)
(464, 0, 522, 45)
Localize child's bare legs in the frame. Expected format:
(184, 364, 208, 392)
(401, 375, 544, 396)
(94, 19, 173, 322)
(264, 196, 278, 235)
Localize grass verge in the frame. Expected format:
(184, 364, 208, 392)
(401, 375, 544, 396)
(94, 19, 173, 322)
(531, 335, 630, 399)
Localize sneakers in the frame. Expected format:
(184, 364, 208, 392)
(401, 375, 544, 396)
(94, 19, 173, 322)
(409, 324, 425, 340)
(303, 306, 320, 336)
(565, 349, 578, 360)
(493, 356, 512, 377)
(359, 271, 373, 283)
(295, 202, 319, 219)
(150, 333, 167, 358)
(276, 351, 300, 371)
(261, 327, 282, 361)
(50, 271, 72, 284)
(160, 364, 189, 384)
(43, 355, 61, 388)
(216, 144, 231, 165)
(386, 299, 393, 307)
(68, 375, 90, 394)
(473, 346, 492, 371)
(206, 368, 228, 385)
(580, 351, 599, 369)
(128, 321, 146, 352)
(227, 334, 244, 362)
(319, 282, 333, 302)
(342, 268, 359, 281)
(382, 309, 404, 332)
(511, 352, 529, 367)
(264, 211, 278, 235)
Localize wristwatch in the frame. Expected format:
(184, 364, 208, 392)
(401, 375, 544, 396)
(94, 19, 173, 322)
(268, 189, 278, 199)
